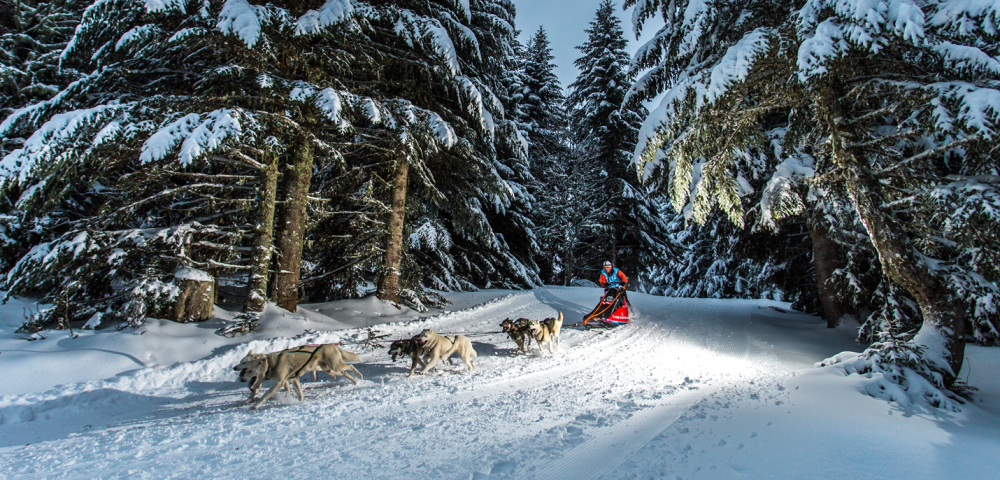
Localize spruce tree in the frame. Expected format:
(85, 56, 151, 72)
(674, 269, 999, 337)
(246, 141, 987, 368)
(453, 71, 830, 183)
(520, 26, 572, 282)
(566, 0, 668, 287)
(628, 0, 1000, 400)
(0, 0, 537, 327)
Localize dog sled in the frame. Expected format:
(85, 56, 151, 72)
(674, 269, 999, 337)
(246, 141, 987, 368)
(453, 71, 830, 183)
(582, 286, 629, 327)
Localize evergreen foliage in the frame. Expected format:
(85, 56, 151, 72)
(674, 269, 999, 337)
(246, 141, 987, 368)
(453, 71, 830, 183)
(519, 26, 573, 282)
(565, 0, 668, 288)
(627, 0, 1000, 399)
(0, 0, 539, 327)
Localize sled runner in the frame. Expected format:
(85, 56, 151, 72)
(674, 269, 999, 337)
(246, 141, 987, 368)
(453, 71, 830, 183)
(582, 286, 629, 327)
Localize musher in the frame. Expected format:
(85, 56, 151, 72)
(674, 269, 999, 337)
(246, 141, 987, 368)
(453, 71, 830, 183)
(598, 261, 628, 290)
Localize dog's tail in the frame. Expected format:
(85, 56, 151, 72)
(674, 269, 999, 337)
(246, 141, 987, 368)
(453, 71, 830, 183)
(557, 311, 563, 326)
(341, 350, 362, 363)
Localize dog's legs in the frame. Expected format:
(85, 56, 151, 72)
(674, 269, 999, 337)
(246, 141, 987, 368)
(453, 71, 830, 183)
(462, 353, 475, 371)
(548, 340, 555, 354)
(253, 377, 288, 409)
(408, 354, 421, 377)
(340, 370, 359, 385)
(238, 383, 261, 406)
(346, 364, 363, 380)
(321, 367, 345, 383)
(292, 377, 304, 401)
(312, 372, 317, 382)
(420, 354, 442, 375)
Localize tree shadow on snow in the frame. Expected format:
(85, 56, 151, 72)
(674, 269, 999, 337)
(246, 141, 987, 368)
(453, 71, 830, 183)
(531, 288, 591, 321)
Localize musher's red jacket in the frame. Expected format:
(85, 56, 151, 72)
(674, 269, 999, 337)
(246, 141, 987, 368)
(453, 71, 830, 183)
(598, 268, 628, 288)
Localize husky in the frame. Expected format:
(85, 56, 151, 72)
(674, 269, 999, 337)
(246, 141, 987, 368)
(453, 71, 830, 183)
(541, 312, 563, 349)
(388, 336, 434, 377)
(233, 344, 363, 409)
(500, 318, 534, 354)
(529, 314, 561, 355)
(417, 328, 477, 375)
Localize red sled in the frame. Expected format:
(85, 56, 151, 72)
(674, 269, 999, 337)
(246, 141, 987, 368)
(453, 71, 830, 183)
(583, 286, 629, 327)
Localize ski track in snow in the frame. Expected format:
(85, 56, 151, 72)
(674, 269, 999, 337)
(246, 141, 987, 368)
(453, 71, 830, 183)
(0, 288, 858, 479)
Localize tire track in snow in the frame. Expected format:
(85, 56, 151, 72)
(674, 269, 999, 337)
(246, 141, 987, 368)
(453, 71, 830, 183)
(531, 313, 752, 480)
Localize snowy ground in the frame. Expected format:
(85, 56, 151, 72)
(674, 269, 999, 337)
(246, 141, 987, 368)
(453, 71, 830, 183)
(1, 287, 997, 479)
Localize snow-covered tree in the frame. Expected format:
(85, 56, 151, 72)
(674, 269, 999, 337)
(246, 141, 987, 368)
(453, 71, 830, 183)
(519, 26, 573, 282)
(522, 26, 568, 163)
(531, 142, 608, 285)
(0, 0, 85, 123)
(628, 0, 1000, 400)
(0, 0, 539, 327)
(565, 0, 668, 287)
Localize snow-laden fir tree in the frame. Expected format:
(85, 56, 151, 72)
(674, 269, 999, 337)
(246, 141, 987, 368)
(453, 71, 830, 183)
(531, 141, 608, 285)
(628, 0, 1000, 402)
(519, 26, 574, 282)
(0, 0, 87, 270)
(0, 0, 85, 121)
(0, 0, 539, 327)
(565, 0, 669, 288)
(521, 26, 568, 164)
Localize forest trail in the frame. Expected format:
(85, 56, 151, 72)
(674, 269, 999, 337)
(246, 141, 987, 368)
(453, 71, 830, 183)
(2, 288, 994, 479)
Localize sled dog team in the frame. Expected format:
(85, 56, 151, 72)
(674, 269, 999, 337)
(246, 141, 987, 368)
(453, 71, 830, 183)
(234, 312, 563, 409)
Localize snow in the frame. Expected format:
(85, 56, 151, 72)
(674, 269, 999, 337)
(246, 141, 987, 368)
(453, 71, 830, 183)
(174, 266, 213, 282)
(216, 0, 265, 48)
(314, 88, 350, 129)
(706, 28, 770, 103)
(456, 0, 471, 22)
(929, 0, 1000, 36)
(140, 109, 243, 165)
(933, 42, 1000, 75)
(145, 0, 187, 14)
(115, 24, 158, 51)
(177, 109, 243, 165)
(426, 22, 462, 75)
(759, 154, 816, 229)
(139, 113, 201, 164)
(1, 288, 998, 478)
(797, 19, 849, 80)
(295, 0, 355, 36)
(0, 104, 119, 186)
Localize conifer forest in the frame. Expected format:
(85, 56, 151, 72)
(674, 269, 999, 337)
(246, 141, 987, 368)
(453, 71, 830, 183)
(2, 0, 1000, 432)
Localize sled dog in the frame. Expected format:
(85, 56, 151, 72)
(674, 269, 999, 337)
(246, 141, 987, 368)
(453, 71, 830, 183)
(541, 312, 563, 349)
(500, 318, 534, 354)
(417, 328, 477, 374)
(529, 317, 558, 354)
(233, 344, 363, 409)
(388, 336, 432, 377)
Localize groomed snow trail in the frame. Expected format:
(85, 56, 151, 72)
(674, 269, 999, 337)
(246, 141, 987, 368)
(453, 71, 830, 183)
(0, 287, 852, 479)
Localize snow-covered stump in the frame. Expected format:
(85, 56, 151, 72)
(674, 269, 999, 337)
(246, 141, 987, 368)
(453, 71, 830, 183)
(160, 267, 216, 323)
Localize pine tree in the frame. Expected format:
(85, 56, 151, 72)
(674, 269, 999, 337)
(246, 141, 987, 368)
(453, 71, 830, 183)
(565, 0, 668, 287)
(628, 0, 1000, 400)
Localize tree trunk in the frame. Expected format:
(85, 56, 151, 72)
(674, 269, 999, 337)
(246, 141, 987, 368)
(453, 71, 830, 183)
(243, 149, 278, 314)
(273, 139, 314, 312)
(563, 242, 575, 286)
(377, 158, 409, 304)
(818, 81, 966, 385)
(807, 208, 847, 327)
(163, 267, 215, 323)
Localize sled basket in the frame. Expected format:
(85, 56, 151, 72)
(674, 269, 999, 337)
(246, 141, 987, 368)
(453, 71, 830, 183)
(583, 287, 629, 327)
